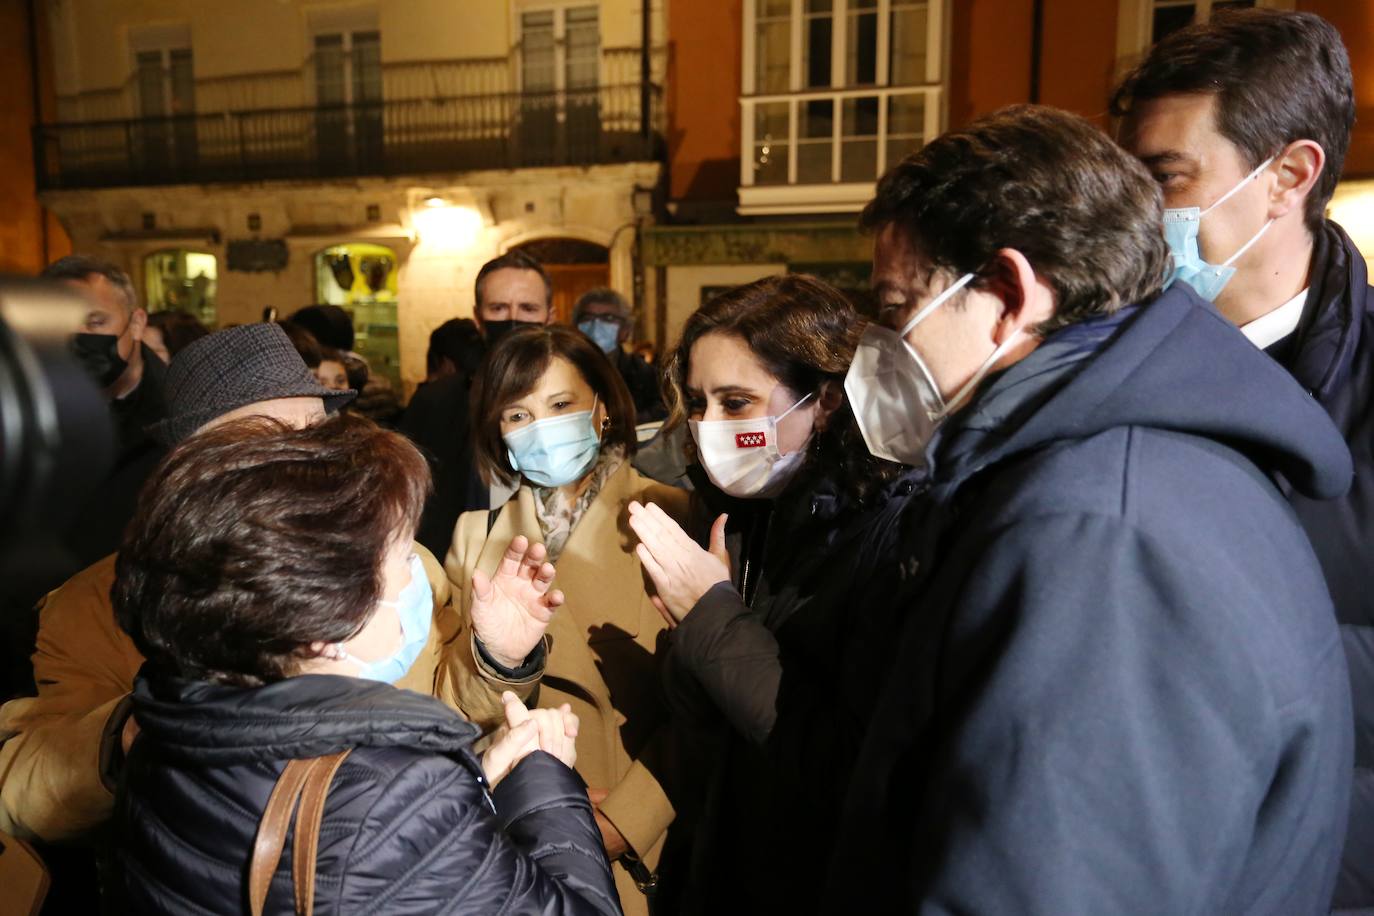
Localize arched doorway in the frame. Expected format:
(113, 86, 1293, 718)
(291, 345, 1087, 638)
(511, 237, 610, 326)
(313, 242, 400, 388)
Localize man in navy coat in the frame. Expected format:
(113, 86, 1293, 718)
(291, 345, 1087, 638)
(830, 104, 1353, 915)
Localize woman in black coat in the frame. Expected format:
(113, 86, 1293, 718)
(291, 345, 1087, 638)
(111, 414, 620, 915)
(627, 275, 914, 912)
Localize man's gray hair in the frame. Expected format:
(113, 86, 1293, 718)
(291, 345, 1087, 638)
(572, 287, 632, 325)
(41, 255, 138, 313)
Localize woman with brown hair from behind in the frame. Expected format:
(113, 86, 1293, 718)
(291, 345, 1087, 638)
(112, 415, 618, 914)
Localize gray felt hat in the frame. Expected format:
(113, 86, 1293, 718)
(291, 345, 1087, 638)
(149, 322, 355, 446)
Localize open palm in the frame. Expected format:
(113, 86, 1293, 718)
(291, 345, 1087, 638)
(471, 535, 564, 670)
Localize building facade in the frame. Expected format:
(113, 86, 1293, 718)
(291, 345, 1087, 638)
(19, 0, 1374, 388)
(34, 0, 665, 394)
(651, 0, 1374, 340)
(1, 0, 70, 274)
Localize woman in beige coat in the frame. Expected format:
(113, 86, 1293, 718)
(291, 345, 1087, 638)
(443, 325, 687, 916)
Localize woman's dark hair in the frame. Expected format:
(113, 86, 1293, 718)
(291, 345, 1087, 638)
(289, 304, 355, 351)
(278, 319, 322, 368)
(146, 309, 209, 358)
(470, 324, 638, 486)
(663, 273, 903, 502)
(862, 104, 1168, 336)
(113, 414, 430, 687)
(1111, 8, 1353, 233)
(427, 317, 485, 377)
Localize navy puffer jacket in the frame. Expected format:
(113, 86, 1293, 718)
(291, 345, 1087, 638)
(115, 671, 620, 915)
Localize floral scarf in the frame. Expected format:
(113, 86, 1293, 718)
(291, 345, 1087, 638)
(530, 445, 626, 563)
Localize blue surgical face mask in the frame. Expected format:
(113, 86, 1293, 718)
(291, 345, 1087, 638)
(578, 317, 622, 354)
(336, 554, 433, 684)
(504, 396, 602, 488)
(1163, 155, 1275, 301)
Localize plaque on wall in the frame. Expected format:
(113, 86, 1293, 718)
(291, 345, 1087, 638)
(226, 240, 289, 273)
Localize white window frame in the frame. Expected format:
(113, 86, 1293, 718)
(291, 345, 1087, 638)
(739, 0, 948, 216)
(514, 1, 603, 97)
(1114, 0, 1296, 78)
(308, 7, 381, 107)
(311, 34, 381, 108)
(129, 25, 193, 117)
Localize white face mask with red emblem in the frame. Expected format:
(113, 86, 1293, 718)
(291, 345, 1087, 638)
(689, 392, 814, 499)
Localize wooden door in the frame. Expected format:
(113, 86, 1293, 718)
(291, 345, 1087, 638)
(546, 263, 610, 326)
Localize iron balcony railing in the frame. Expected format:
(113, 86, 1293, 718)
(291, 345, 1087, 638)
(34, 82, 664, 190)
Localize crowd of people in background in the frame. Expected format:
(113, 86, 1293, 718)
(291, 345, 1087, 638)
(1, 8, 1371, 915)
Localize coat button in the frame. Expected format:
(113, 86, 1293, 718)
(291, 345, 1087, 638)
(898, 480, 914, 496)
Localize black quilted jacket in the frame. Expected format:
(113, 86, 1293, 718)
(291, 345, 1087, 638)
(115, 671, 621, 915)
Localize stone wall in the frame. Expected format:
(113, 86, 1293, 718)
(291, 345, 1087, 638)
(43, 161, 660, 398)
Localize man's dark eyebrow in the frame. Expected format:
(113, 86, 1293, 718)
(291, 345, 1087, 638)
(1139, 150, 1194, 169)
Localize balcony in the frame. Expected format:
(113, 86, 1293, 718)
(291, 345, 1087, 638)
(35, 49, 664, 191)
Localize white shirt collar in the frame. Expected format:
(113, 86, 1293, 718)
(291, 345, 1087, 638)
(1240, 288, 1308, 350)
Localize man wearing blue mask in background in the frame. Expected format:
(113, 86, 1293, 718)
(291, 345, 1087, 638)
(573, 287, 664, 423)
(1114, 11, 1373, 909)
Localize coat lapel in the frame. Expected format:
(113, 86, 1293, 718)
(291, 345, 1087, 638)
(554, 463, 647, 642)
(473, 482, 640, 704)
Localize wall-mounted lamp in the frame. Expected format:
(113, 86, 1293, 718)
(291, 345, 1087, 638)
(409, 189, 488, 250)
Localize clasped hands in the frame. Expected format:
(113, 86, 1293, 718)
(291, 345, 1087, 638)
(627, 501, 731, 628)
(481, 691, 578, 787)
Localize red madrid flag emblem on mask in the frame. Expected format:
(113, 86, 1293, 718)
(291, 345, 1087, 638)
(735, 431, 767, 448)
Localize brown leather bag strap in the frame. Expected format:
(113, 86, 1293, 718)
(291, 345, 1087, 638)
(248, 751, 351, 916)
(250, 759, 314, 916)
(291, 750, 351, 915)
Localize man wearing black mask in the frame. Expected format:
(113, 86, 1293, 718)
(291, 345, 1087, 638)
(40, 255, 167, 575)
(1, 259, 168, 706)
(472, 248, 552, 344)
(400, 250, 552, 555)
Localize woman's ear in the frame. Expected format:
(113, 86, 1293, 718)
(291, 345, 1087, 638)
(813, 379, 844, 431)
(594, 396, 612, 435)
